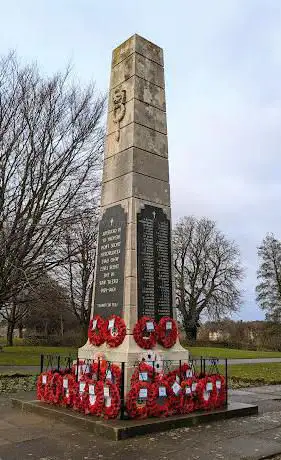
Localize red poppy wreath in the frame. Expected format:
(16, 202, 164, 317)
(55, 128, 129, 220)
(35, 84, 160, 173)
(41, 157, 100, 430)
(61, 373, 77, 407)
(48, 372, 64, 405)
(133, 316, 158, 349)
(37, 371, 52, 401)
(130, 361, 154, 386)
(157, 317, 178, 348)
(180, 378, 196, 414)
(88, 315, 106, 346)
(84, 380, 104, 416)
(104, 315, 126, 348)
(102, 380, 121, 419)
(148, 380, 173, 418)
(211, 374, 226, 408)
(196, 376, 217, 411)
(126, 381, 151, 419)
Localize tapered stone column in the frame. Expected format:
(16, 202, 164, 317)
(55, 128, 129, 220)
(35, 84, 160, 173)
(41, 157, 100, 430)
(79, 34, 188, 392)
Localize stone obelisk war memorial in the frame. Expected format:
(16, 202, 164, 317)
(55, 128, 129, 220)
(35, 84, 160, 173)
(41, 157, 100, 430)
(79, 34, 187, 389)
(16, 34, 256, 437)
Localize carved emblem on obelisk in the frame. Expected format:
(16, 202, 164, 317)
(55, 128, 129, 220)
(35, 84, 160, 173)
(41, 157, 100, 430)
(112, 88, 126, 141)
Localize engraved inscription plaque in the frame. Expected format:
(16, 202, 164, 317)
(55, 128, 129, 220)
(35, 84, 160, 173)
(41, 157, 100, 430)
(137, 205, 173, 321)
(94, 205, 127, 318)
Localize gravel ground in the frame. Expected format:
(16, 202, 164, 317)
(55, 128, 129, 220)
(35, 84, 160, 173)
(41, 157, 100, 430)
(0, 375, 36, 393)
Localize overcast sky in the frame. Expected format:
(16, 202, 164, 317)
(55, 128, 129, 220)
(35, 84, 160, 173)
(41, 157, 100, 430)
(1, 0, 280, 321)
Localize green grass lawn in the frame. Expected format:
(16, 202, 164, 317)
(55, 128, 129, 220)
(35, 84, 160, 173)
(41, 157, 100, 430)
(1, 344, 281, 367)
(188, 346, 281, 359)
(228, 362, 281, 385)
(0, 346, 76, 366)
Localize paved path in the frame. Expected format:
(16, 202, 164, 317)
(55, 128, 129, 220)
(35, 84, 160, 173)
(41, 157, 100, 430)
(0, 365, 39, 374)
(1, 386, 281, 459)
(225, 358, 281, 365)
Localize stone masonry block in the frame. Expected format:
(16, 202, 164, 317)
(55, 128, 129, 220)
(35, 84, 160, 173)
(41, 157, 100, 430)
(132, 172, 170, 206)
(107, 98, 166, 136)
(112, 34, 163, 68)
(110, 53, 164, 90)
(102, 147, 169, 183)
(108, 76, 166, 113)
(101, 174, 132, 206)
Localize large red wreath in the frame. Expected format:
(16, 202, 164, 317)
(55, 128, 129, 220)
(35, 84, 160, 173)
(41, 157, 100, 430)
(72, 359, 92, 381)
(102, 380, 121, 419)
(130, 361, 154, 386)
(104, 315, 126, 348)
(148, 380, 173, 418)
(211, 374, 226, 408)
(103, 363, 121, 386)
(180, 378, 196, 414)
(167, 362, 191, 383)
(84, 380, 104, 416)
(166, 374, 183, 415)
(73, 376, 89, 412)
(196, 376, 217, 411)
(157, 317, 178, 348)
(37, 371, 53, 401)
(48, 372, 63, 405)
(61, 374, 77, 407)
(88, 315, 106, 346)
(133, 316, 158, 349)
(126, 381, 151, 419)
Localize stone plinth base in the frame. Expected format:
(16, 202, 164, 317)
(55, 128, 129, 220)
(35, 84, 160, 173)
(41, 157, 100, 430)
(78, 337, 189, 394)
(12, 398, 258, 441)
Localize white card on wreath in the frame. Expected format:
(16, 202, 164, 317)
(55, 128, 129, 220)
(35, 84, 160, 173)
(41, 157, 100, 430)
(185, 386, 191, 395)
(108, 319, 115, 330)
(192, 382, 197, 392)
(158, 386, 167, 397)
(106, 370, 112, 380)
(63, 378, 68, 389)
(206, 382, 213, 392)
(139, 388, 148, 398)
(186, 370, 193, 378)
(216, 380, 221, 389)
(104, 386, 110, 397)
(172, 381, 181, 395)
(139, 372, 148, 381)
(89, 395, 96, 405)
(89, 384, 95, 395)
(166, 321, 172, 330)
(105, 397, 111, 407)
(176, 375, 180, 383)
(92, 319, 97, 330)
(79, 382, 86, 393)
(42, 375, 47, 385)
(146, 322, 154, 331)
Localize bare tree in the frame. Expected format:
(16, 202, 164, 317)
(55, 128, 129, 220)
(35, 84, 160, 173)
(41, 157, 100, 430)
(0, 53, 105, 307)
(0, 299, 28, 346)
(55, 204, 99, 337)
(256, 233, 281, 321)
(173, 216, 244, 341)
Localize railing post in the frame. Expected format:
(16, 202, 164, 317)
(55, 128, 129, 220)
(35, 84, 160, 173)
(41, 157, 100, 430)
(120, 362, 125, 420)
(200, 356, 203, 376)
(40, 354, 44, 374)
(179, 360, 182, 383)
(76, 351, 79, 382)
(57, 355, 60, 372)
(97, 358, 101, 380)
(225, 358, 228, 406)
